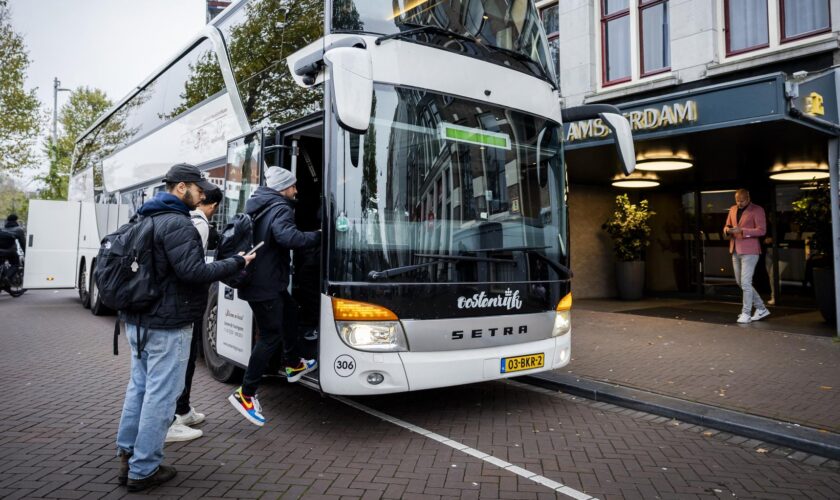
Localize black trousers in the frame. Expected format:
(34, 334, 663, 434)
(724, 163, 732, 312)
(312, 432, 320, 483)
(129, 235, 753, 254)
(174, 321, 201, 416)
(242, 292, 300, 397)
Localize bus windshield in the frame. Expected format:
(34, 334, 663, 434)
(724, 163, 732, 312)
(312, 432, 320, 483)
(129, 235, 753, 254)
(329, 84, 568, 284)
(332, 0, 556, 86)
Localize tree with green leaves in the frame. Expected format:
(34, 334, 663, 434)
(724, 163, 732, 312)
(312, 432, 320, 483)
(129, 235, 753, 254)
(0, 1, 42, 175)
(169, 0, 323, 125)
(38, 87, 111, 200)
(0, 172, 28, 222)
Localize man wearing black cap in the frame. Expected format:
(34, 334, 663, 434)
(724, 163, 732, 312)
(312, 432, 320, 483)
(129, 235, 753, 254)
(115, 163, 255, 492)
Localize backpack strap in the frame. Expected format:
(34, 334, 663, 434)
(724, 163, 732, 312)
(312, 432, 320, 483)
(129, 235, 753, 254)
(252, 201, 285, 243)
(113, 319, 120, 355)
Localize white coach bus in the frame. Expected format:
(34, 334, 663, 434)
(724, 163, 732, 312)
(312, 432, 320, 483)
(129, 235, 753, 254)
(25, 0, 635, 395)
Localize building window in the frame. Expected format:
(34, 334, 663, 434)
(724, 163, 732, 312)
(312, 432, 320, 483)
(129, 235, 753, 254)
(781, 0, 830, 42)
(725, 0, 830, 57)
(539, 3, 560, 82)
(601, 0, 632, 84)
(725, 0, 770, 54)
(598, 0, 670, 87)
(640, 0, 670, 75)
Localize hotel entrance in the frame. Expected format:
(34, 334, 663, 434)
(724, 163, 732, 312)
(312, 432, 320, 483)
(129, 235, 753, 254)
(563, 72, 837, 331)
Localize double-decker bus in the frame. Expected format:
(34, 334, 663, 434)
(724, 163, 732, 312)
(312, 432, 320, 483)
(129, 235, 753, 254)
(24, 0, 635, 395)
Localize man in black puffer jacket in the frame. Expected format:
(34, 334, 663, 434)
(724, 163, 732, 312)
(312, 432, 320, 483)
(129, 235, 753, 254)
(116, 164, 255, 492)
(228, 166, 320, 427)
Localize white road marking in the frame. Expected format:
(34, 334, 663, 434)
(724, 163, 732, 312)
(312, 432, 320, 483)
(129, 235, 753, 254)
(333, 395, 597, 500)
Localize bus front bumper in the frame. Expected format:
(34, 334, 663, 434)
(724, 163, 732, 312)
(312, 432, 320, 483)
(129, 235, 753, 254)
(318, 333, 570, 395)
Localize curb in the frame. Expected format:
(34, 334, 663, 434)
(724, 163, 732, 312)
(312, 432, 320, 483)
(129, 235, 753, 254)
(520, 371, 840, 461)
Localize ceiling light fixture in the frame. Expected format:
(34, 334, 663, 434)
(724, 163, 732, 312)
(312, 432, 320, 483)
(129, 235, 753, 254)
(612, 171, 660, 188)
(635, 151, 693, 171)
(768, 161, 830, 181)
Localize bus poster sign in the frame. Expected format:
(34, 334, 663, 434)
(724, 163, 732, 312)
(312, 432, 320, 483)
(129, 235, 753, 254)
(216, 285, 252, 366)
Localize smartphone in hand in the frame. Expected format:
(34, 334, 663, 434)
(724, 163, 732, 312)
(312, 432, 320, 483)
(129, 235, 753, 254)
(246, 241, 264, 256)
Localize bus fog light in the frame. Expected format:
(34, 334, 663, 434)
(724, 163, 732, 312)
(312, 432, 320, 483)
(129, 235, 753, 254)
(559, 348, 569, 363)
(367, 372, 385, 385)
(552, 310, 571, 337)
(337, 321, 408, 351)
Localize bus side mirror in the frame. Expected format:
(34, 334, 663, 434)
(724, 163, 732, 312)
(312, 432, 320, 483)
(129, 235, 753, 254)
(599, 112, 636, 175)
(562, 104, 636, 175)
(324, 47, 373, 134)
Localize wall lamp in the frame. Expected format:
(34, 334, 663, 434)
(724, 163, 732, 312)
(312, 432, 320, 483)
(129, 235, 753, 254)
(768, 161, 830, 181)
(612, 171, 660, 188)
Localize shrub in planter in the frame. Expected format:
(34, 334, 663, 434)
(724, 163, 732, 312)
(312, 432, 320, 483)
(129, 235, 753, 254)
(792, 181, 835, 322)
(602, 194, 655, 299)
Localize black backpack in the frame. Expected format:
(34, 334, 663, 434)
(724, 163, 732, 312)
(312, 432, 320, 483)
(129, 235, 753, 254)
(94, 214, 163, 313)
(216, 203, 278, 288)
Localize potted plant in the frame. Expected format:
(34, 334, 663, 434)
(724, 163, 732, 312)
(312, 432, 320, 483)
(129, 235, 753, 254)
(792, 181, 834, 322)
(602, 194, 656, 300)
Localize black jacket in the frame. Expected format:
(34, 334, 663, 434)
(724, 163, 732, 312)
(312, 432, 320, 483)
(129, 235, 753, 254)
(123, 192, 245, 328)
(238, 187, 320, 302)
(2, 221, 25, 254)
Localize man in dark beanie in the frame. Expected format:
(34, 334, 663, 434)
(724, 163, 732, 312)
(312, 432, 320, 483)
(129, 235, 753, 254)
(228, 166, 320, 427)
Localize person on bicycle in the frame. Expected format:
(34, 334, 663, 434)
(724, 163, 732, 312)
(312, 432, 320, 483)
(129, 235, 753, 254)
(0, 214, 24, 270)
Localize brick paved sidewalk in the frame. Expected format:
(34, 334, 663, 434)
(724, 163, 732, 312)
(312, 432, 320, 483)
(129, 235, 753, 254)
(566, 307, 840, 432)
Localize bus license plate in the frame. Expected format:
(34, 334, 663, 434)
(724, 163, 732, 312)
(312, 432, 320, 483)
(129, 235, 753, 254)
(500, 353, 545, 373)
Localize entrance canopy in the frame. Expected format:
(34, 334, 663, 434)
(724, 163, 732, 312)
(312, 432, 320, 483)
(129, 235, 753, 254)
(563, 72, 838, 187)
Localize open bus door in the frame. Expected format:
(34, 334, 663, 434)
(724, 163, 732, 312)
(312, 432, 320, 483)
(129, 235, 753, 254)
(204, 121, 325, 390)
(22, 199, 81, 289)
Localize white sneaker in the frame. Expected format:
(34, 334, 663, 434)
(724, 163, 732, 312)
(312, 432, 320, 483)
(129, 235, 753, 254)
(736, 313, 752, 324)
(175, 407, 205, 426)
(165, 423, 202, 443)
(751, 309, 771, 321)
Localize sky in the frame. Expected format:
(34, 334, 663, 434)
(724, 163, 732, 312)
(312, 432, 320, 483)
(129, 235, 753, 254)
(7, 0, 207, 184)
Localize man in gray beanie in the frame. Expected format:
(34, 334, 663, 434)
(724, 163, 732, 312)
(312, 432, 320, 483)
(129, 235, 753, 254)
(228, 166, 321, 427)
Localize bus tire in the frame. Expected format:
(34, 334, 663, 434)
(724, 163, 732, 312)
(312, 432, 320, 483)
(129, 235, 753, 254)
(202, 283, 242, 383)
(89, 261, 113, 316)
(79, 260, 91, 309)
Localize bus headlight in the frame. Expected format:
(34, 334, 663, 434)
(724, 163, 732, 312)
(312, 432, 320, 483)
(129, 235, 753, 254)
(337, 321, 409, 351)
(552, 310, 571, 337)
(552, 292, 572, 337)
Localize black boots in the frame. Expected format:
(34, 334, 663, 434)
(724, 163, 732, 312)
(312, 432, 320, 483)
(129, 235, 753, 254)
(125, 465, 177, 492)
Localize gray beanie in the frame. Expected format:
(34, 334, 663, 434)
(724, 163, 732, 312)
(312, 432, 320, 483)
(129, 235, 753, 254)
(265, 166, 296, 192)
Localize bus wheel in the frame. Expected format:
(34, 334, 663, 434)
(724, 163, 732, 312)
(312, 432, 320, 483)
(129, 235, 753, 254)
(79, 261, 91, 309)
(89, 262, 113, 316)
(202, 283, 242, 383)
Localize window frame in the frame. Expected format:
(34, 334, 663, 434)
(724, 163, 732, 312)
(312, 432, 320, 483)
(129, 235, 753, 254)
(779, 0, 831, 43)
(538, 1, 560, 85)
(724, 0, 771, 56)
(639, 0, 671, 77)
(601, 0, 633, 86)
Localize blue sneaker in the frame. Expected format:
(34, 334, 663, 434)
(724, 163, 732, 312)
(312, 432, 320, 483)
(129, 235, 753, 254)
(285, 358, 317, 383)
(228, 387, 265, 426)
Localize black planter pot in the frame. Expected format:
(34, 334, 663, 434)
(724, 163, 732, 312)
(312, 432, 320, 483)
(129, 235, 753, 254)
(616, 261, 645, 300)
(813, 267, 837, 323)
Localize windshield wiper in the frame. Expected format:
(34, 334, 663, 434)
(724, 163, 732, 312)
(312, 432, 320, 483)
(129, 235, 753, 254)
(481, 44, 557, 90)
(375, 23, 477, 46)
(367, 253, 515, 281)
(478, 246, 572, 279)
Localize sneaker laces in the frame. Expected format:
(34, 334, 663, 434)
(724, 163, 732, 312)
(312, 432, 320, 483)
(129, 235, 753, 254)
(251, 394, 262, 413)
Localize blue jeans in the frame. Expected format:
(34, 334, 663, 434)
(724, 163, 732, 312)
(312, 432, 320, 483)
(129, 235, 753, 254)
(116, 323, 191, 479)
(732, 252, 765, 316)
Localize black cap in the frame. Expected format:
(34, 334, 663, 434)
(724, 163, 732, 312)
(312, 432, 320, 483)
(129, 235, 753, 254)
(162, 163, 216, 192)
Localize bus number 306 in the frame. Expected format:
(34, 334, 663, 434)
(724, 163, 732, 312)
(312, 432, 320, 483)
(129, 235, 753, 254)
(334, 355, 356, 377)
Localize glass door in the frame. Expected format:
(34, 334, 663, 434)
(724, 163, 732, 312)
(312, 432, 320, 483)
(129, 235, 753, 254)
(699, 190, 741, 298)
